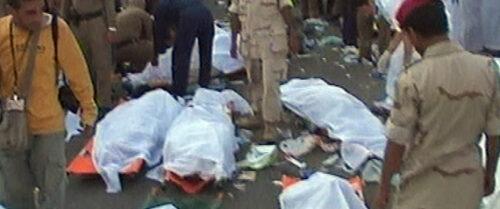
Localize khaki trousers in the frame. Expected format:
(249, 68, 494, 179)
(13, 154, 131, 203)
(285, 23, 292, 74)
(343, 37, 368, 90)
(301, 0, 321, 19)
(356, 9, 374, 60)
(391, 168, 483, 209)
(244, 35, 288, 123)
(72, 17, 114, 108)
(0, 132, 67, 209)
(376, 17, 391, 55)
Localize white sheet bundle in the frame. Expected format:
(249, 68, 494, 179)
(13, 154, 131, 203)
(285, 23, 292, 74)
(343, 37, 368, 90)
(93, 90, 183, 193)
(280, 79, 387, 158)
(162, 89, 251, 181)
(279, 172, 367, 209)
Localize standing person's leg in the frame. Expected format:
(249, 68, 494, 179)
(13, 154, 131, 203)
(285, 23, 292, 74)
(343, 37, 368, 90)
(172, 12, 198, 96)
(377, 17, 391, 55)
(342, 10, 358, 46)
(197, 9, 215, 88)
(308, 0, 320, 18)
(88, 18, 114, 108)
(30, 132, 67, 209)
(261, 35, 288, 140)
(0, 148, 36, 209)
(356, 8, 374, 61)
(246, 59, 263, 114)
(301, 0, 310, 19)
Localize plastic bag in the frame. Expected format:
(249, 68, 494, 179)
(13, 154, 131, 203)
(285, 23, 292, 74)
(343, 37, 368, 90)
(64, 111, 81, 142)
(93, 90, 183, 193)
(280, 79, 387, 157)
(212, 26, 245, 74)
(279, 172, 368, 209)
(162, 89, 243, 181)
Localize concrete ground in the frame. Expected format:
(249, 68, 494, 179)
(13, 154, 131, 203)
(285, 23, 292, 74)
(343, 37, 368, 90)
(64, 1, 384, 209)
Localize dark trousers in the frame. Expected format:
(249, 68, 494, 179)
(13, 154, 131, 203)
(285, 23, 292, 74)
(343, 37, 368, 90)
(172, 5, 214, 96)
(342, 11, 358, 46)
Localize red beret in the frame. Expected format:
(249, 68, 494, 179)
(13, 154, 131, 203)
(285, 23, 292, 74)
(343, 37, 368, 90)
(396, 0, 434, 27)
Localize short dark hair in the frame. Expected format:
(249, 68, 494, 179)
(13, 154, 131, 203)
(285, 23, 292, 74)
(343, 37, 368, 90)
(400, 0, 449, 37)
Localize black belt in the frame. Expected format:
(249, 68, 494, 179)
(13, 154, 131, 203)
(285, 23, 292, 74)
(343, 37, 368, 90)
(71, 10, 103, 25)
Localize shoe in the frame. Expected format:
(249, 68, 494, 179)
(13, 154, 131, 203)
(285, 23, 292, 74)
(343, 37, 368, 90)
(235, 115, 262, 129)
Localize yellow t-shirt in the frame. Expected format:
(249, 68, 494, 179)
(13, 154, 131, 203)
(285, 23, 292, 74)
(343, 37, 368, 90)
(0, 15, 97, 135)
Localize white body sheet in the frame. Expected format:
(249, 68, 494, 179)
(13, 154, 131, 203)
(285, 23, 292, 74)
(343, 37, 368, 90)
(279, 172, 368, 209)
(161, 89, 250, 181)
(93, 90, 183, 193)
(280, 79, 387, 157)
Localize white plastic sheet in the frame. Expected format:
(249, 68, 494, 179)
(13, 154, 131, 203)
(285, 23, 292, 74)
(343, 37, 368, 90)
(280, 79, 387, 157)
(127, 25, 244, 87)
(279, 172, 368, 209)
(212, 26, 245, 74)
(161, 89, 246, 181)
(64, 111, 81, 142)
(93, 90, 183, 193)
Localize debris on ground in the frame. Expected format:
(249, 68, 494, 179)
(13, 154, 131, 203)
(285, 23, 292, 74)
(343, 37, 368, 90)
(237, 145, 279, 170)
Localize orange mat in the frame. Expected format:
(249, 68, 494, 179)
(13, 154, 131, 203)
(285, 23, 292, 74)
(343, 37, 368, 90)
(67, 138, 144, 176)
(166, 171, 213, 194)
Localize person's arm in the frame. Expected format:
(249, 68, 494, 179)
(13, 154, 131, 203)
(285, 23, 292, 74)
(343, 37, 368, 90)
(57, 19, 98, 128)
(375, 71, 419, 209)
(279, 0, 300, 54)
(484, 59, 500, 196)
(377, 33, 403, 73)
(485, 134, 499, 195)
(152, 2, 174, 66)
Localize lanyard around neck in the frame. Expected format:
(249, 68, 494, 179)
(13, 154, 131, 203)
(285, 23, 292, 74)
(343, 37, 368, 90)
(9, 20, 33, 94)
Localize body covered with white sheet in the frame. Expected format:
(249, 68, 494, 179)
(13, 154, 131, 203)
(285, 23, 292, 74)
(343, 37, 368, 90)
(279, 172, 367, 209)
(93, 90, 183, 193)
(280, 79, 387, 157)
(162, 89, 251, 181)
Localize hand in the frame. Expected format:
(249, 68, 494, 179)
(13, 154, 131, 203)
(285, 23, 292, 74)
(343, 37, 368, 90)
(288, 31, 301, 54)
(374, 187, 390, 209)
(82, 125, 95, 140)
(484, 174, 496, 197)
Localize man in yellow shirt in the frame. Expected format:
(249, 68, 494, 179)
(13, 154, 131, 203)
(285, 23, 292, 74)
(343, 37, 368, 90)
(0, 0, 97, 208)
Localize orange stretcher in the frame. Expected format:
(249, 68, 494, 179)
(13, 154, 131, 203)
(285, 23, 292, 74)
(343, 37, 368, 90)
(166, 171, 213, 194)
(67, 138, 145, 176)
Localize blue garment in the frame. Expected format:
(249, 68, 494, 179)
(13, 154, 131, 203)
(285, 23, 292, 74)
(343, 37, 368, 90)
(154, 0, 214, 96)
